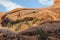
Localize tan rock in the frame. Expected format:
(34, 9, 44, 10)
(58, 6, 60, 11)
(0, 0, 60, 34)
(0, 12, 5, 27)
(1, 8, 57, 32)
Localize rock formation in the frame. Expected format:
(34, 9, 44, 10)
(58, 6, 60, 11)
(0, 0, 60, 40)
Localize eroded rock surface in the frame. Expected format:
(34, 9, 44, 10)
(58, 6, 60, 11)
(0, 0, 60, 40)
(17, 21, 60, 40)
(1, 8, 56, 32)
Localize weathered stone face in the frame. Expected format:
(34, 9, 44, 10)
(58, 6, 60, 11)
(54, 0, 60, 5)
(17, 21, 60, 40)
(0, 0, 60, 40)
(0, 8, 56, 32)
(0, 0, 60, 33)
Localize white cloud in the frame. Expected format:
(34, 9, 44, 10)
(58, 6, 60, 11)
(0, 0, 23, 11)
(38, 0, 54, 6)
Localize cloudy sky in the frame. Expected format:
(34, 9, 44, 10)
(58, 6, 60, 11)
(0, 0, 54, 12)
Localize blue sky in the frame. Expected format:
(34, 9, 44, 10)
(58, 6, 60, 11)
(0, 0, 54, 12)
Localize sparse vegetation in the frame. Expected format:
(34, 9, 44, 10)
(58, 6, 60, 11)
(2, 17, 42, 31)
(37, 29, 48, 40)
(32, 11, 37, 13)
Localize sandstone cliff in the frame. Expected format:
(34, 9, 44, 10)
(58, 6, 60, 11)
(0, 0, 60, 40)
(0, 0, 60, 32)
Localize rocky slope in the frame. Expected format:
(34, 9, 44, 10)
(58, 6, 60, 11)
(0, 0, 60, 32)
(1, 8, 56, 32)
(0, 0, 60, 40)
